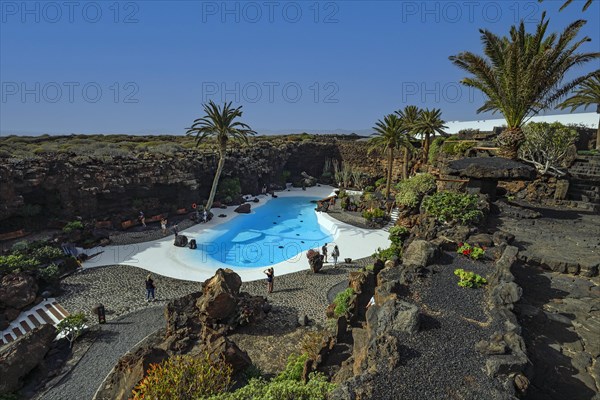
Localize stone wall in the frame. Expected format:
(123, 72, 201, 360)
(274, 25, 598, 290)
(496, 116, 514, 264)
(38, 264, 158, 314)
(0, 138, 403, 231)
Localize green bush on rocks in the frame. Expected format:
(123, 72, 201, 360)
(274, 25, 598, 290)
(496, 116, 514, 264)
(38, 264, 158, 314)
(422, 191, 483, 225)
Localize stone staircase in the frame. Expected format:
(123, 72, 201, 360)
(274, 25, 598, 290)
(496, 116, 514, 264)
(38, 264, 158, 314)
(383, 207, 400, 232)
(565, 154, 600, 212)
(0, 299, 70, 346)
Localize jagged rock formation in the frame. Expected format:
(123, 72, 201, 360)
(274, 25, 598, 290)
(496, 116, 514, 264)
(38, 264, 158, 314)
(0, 138, 408, 231)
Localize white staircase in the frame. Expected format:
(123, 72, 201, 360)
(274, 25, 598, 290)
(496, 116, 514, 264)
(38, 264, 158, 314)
(383, 207, 400, 232)
(0, 299, 70, 346)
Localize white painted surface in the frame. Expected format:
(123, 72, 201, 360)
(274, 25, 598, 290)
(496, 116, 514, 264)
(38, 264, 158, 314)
(82, 186, 390, 282)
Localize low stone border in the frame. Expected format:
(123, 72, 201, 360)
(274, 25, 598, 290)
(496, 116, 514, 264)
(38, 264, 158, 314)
(478, 245, 529, 396)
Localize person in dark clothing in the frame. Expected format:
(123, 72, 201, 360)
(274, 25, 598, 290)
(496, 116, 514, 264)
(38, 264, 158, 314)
(264, 268, 274, 294)
(322, 243, 328, 262)
(145, 274, 156, 302)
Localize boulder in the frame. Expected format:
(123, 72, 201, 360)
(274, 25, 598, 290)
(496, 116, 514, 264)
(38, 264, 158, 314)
(206, 335, 252, 373)
(366, 298, 420, 336)
(402, 240, 439, 269)
(306, 249, 324, 273)
(197, 269, 242, 321)
(468, 233, 494, 248)
(0, 272, 38, 311)
(234, 203, 251, 214)
(0, 324, 57, 393)
(174, 235, 188, 247)
(492, 230, 515, 246)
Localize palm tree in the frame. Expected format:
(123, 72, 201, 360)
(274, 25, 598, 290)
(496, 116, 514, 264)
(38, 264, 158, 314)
(538, 0, 595, 12)
(369, 113, 404, 200)
(186, 101, 256, 210)
(395, 105, 419, 178)
(449, 12, 599, 159)
(413, 108, 448, 163)
(558, 73, 600, 150)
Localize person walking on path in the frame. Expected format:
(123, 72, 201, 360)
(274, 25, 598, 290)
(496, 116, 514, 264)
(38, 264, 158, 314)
(138, 211, 146, 228)
(171, 223, 179, 237)
(264, 268, 274, 294)
(332, 245, 340, 268)
(160, 218, 168, 235)
(145, 274, 156, 302)
(322, 243, 328, 263)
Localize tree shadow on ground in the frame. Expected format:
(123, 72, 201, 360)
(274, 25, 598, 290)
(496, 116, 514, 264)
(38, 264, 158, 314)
(513, 262, 597, 400)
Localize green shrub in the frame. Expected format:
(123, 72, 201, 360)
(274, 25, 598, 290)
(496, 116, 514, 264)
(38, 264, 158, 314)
(518, 121, 578, 175)
(457, 243, 485, 260)
(388, 226, 409, 247)
(0, 254, 40, 273)
(394, 173, 436, 208)
(428, 136, 447, 164)
(217, 178, 241, 200)
(56, 313, 87, 348)
(362, 208, 385, 221)
(442, 141, 476, 155)
(132, 354, 232, 400)
(375, 177, 386, 187)
(62, 220, 84, 233)
(39, 263, 61, 282)
(11, 241, 30, 253)
(372, 245, 401, 262)
(32, 246, 63, 263)
(421, 191, 483, 225)
(454, 269, 487, 288)
(364, 185, 375, 192)
(333, 288, 355, 318)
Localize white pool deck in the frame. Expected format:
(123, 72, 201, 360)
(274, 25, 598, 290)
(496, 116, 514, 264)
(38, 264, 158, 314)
(82, 185, 391, 282)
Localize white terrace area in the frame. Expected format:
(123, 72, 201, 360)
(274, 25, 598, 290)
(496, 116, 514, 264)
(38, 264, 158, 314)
(81, 185, 390, 282)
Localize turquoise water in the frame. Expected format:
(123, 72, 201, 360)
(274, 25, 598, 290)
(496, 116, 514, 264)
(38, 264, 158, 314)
(195, 197, 333, 267)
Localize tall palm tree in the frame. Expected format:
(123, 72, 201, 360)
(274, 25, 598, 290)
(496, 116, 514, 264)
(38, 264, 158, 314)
(413, 108, 448, 163)
(538, 0, 595, 12)
(558, 73, 600, 150)
(449, 12, 599, 159)
(395, 105, 419, 178)
(369, 113, 404, 200)
(186, 101, 256, 210)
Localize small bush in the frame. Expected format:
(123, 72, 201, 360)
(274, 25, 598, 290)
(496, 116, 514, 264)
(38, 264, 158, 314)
(362, 208, 385, 221)
(333, 288, 355, 318)
(428, 136, 447, 164)
(62, 220, 84, 233)
(0, 254, 40, 274)
(395, 173, 436, 208)
(372, 245, 401, 262)
(457, 243, 485, 260)
(454, 269, 487, 288)
(131, 354, 232, 400)
(442, 141, 476, 155)
(364, 185, 375, 192)
(301, 332, 324, 361)
(57, 313, 87, 348)
(39, 263, 61, 282)
(375, 177, 386, 187)
(32, 246, 63, 263)
(388, 226, 409, 247)
(422, 191, 483, 225)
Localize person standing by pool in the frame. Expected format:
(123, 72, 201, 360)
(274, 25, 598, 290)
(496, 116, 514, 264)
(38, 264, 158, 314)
(139, 211, 146, 228)
(145, 274, 156, 302)
(160, 218, 168, 235)
(322, 243, 328, 262)
(264, 268, 274, 294)
(332, 245, 340, 268)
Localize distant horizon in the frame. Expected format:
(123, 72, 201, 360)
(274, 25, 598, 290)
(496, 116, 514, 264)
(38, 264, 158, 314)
(1, 111, 597, 137)
(1, 1, 598, 136)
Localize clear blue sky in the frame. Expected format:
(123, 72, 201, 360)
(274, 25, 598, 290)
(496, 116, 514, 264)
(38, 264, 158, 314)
(1, 0, 598, 135)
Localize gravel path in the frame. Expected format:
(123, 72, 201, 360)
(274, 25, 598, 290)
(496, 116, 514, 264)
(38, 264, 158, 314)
(40, 306, 164, 400)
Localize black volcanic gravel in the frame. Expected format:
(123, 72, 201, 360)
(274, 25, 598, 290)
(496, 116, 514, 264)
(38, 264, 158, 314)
(349, 252, 506, 399)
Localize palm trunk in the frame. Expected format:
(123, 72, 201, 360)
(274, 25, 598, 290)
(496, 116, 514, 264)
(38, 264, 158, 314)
(385, 147, 394, 201)
(402, 146, 409, 180)
(497, 128, 525, 160)
(423, 133, 430, 164)
(205, 145, 226, 211)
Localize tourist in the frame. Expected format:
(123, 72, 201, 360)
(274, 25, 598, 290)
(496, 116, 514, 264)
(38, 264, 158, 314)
(332, 245, 340, 267)
(160, 218, 168, 235)
(145, 274, 156, 302)
(264, 267, 274, 293)
(202, 210, 208, 223)
(262, 184, 267, 194)
(172, 223, 179, 236)
(322, 243, 328, 262)
(139, 211, 146, 228)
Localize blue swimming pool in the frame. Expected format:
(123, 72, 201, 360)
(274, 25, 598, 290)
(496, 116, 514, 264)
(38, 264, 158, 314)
(194, 196, 333, 267)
